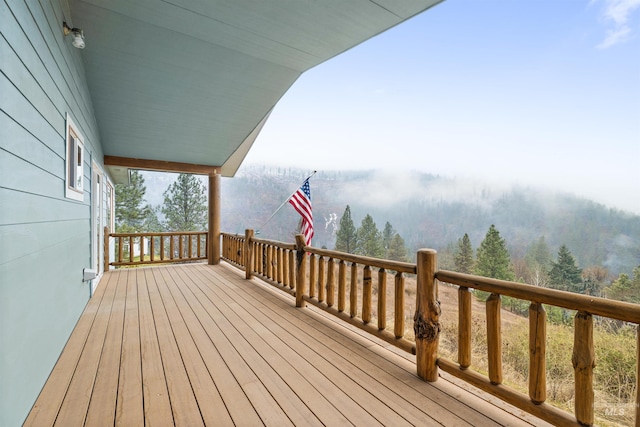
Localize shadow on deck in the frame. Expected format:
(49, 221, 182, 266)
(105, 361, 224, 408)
(25, 262, 550, 426)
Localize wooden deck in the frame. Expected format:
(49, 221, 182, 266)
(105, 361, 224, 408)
(25, 262, 551, 426)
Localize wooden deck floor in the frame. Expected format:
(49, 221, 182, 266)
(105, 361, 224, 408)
(25, 262, 551, 426)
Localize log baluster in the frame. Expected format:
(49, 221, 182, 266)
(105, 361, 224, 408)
(350, 263, 358, 318)
(573, 311, 595, 426)
(486, 293, 503, 385)
(529, 302, 546, 404)
(338, 260, 346, 312)
(394, 272, 404, 338)
(362, 265, 372, 324)
(326, 258, 335, 307)
(458, 287, 472, 370)
(378, 268, 386, 331)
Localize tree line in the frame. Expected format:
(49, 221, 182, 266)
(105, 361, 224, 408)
(334, 205, 409, 262)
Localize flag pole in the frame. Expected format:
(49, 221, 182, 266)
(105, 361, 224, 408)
(256, 170, 317, 234)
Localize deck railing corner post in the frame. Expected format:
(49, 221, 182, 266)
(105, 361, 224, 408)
(295, 234, 307, 308)
(415, 249, 440, 382)
(245, 229, 254, 279)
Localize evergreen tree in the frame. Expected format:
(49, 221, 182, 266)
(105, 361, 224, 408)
(454, 233, 474, 274)
(474, 225, 515, 281)
(143, 205, 164, 232)
(115, 170, 151, 232)
(335, 205, 357, 253)
(523, 236, 552, 287)
(162, 173, 207, 231)
(356, 214, 383, 258)
(382, 222, 395, 258)
(548, 245, 583, 292)
(387, 233, 409, 262)
(606, 266, 640, 303)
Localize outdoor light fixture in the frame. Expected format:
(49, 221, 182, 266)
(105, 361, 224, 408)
(63, 21, 85, 49)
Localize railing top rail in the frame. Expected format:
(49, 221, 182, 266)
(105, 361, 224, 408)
(110, 231, 206, 237)
(305, 246, 417, 274)
(437, 270, 640, 324)
(250, 236, 296, 250)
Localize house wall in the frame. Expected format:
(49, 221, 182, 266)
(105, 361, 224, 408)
(0, 1, 105, 425)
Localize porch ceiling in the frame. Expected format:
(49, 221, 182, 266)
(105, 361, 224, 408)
(69, 0, 442, 177)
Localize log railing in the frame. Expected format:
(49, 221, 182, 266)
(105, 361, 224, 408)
(221, 229, 639, 427)
(108, 231, 208, 267)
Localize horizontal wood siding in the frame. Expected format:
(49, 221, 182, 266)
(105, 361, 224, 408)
(0, 0, 104, 425)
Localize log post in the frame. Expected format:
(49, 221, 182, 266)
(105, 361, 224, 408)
(326, 258, 335, 307)
(529, 302, 546, 404)
(362, 265, 372, 324)
(208, 172, 220, 265)
(415, 249, 440, 382)
(244, 229, 254, 279)
(338, 260, 346, 312)
(458, 287, 471, 370)
(103, 227, 110, 272)
(378, 268, 387, 331)
(394, 272, 404, 338)
(573, 311, 595, 426)
(295, 234, 307, 308)
(486, 293, 502, 385)
(350, 263, 358, 318)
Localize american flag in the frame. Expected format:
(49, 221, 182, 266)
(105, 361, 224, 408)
(288, 178, 314, 246)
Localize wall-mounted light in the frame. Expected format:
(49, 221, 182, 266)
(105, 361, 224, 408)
(63, 21, 85, 49)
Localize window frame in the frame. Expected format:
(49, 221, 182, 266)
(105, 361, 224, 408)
(65, 113, 85, 201)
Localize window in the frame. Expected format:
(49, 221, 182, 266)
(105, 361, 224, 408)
(65, 114, 85, 201)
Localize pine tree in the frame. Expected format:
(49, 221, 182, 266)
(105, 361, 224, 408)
(162, 173, 207, 231)
(454, 233, 474, 274)
(335, 205, 357, 254)
(356, 214, 383, 258)
(474, 225, 515, 281)
(606, 265, 640, 303)
(548, 245, 583, 292)
(382, 222, 395, 258)
(387, 234, 409, 262)
(115, 170, 151, 232)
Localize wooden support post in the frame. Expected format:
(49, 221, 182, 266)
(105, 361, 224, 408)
(458, 287, 472, 370)
(573, 311, 595, 426)
(326, 258, 335, 307)
(378, 269, 387, 331)
(415, 249, 440, 382)
(529, 302, 546, 404)
(208, 172, 221, 265)
(394, 272, 404, 338)
(283, 250, 289, 287)
(486, 293, 502, 385)
(338, 260, 346, 312)
(309, 254, 316, 298)
(244, 229, 254, 279)
(350, 263, 358, 318)
(295, 234, 307, 308)
(362, 265, 372, 324)
(103, 227, 110, 271)
(129, 236, 134, 263)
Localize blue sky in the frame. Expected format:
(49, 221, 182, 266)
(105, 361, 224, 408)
(243, 0, 640, 214)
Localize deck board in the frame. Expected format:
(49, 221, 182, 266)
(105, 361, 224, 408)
(25, 262, 553, 427)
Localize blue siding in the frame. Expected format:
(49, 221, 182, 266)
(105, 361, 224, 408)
(0, 0, 105, 425)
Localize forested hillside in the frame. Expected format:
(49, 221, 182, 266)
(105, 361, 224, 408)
(219, 165, 640, 278)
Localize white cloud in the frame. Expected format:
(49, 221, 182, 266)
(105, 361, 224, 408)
(596, 0, 640, 48)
